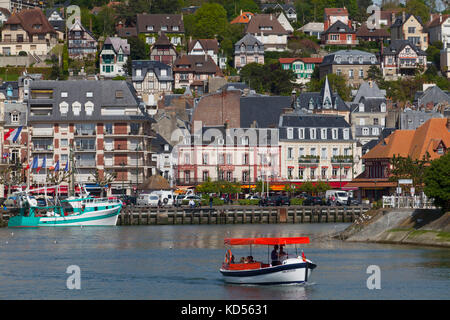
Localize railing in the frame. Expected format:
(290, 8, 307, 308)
(75, 130, 96, 136)
(382, 195, 435, 209)
(77, 161, 96, 168)
(331, 156, 353, 163)
(33, 146, 54, 152)
(298, 156, 320, 164)
(75, 147, 96, 152)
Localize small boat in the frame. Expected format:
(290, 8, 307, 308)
(220, 237, 317, 285)
(8, 187, 122, 227)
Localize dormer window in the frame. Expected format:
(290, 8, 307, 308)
(161, 26, 168, 31)
(358, 56, 363, 64)
(336, 55, 341, 63)
(172, 26, 179, 31)
(146, 25, 153, 31)
(86, 91, 93, 98)
(33, 24, 42, 29)
(348, 56, 353, 63)
(370, 56, 376, 64)
(11, 112, 20, 123)
(287, 127, 293, 139)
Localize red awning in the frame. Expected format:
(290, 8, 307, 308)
(224, 237, 310, 246)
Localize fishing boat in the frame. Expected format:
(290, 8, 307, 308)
(220, 237, 317, 285)
(8, 186, 122, 227)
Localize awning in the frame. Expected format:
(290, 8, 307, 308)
(224, 237, 310, 246)
(344, 181, 396, 188)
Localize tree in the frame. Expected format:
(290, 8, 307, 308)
(365, 65, 384, 85)
(240, 62, 295, 95)
(299, 181, 314, 195)
(424, 152, 450, 211)
(90, 169, 116, 197)
(406, 0, 431, 24)
(307, 73, 352, 101)
(389, 154, 431, 193)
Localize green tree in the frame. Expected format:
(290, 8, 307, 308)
(406, 0, 431, 24)
(90, 169, 116, 198)
(191, 3, 229, 39)
(389, 154, 431, 193)
(424, 152, 450, 211)
(307, 73, 352, 101)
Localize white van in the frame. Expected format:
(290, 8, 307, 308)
(325, 190, 349, 205)
(151, 190, 174, 206)
(137, 194, 160, 207)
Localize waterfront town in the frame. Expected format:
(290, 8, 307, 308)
(0, 0, 448, 212)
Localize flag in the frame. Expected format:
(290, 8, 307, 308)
(301, 251, 307, 262)
(31, 157, 39, 170)
(11, 126, 23, 143)
(50, 160, 59, 171)
(2, 152, 9, 159)
(25, 160, 31, 170)
(3, 128, 15, 141)
(36, 156, 46, 174)
(64, 161, 69, 172)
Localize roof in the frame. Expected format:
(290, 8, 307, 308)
(117, 27, 138, 37)
(426, 14, 450, 29)
(235, 33, 264, 48)
(152, 133, 173, 153)
(415, 85, 450, 108)
(245, 14, 289, 35)
(132, 60, 173, 82)
(173, 55, 223, 76)
(298, 22, 324, 32)
(136, 14, 184, 34)
(321, 20, 354, 35)
(240, 95, 292, 128)
(4, 8, 56, 35)
(353, 81, 386, 103)
(103, 37, 130, 55)
(362, 118, 450, 161)
(391, 13, 423, 28)
(28, 80, 147, 122)
(324, 8, 349, 16)
(188, 39, 219, 54)
(139, 175, 171, 190)
(382, 40, 427, 56)
(261, 3, 296, 12)
(321, 49, 378, 66)
(350, 97, 387, 113)
(279, 57, 323, 64)
(230, 12, 254, 24)
(356, 24, 390, 38)
(0, 7, 11, 17)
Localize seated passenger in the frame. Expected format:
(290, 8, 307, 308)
(247, 256, 254, 263)
(240, 257, 245, 263)
(279, 245, 288, 261)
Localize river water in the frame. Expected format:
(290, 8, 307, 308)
(0, 224, 448, 300)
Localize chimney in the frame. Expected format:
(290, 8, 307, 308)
(270, 14, 273, 21)
(291, 89, 297, 109)
(440, 14, 442, 23)
(391, 12, 395, 24)
(402, 11, 405, 23)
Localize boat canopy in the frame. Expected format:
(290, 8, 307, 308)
(224, 237, 310, 246)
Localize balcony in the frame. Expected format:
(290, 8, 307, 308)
(32, 131, 53, 137)
(32, 145, 54, 152)
(75, 130, 96, 136)
(331, 156, 353, 164)
(298, 156, 320, 164)
(75, 147, 96, 153)
(77, 161, 97, 168)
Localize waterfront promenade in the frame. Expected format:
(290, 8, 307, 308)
(0, 205, 370, 226)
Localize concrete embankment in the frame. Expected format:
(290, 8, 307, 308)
(337, 208, 450, 248)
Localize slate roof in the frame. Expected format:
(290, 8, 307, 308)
(321, 20, 354, 35)
(295, 92, 349, 112)
(152, 133, 173, 153)
(188, 39, 219, 54)
(382, 40, 427, 56)
(104, 37, 130, 55)
(353, 81, 386, 103)
(132, 60, 173, 82)
(28, 80, 149, 122)
(234, 33, 264, 53)
(350, 97, 387, 113)
(117, 27, 138, 38)
(278, 113, 352, 141)
(240, 95, 292, 128)
(356, 23, 390, 38)
(173, 55, 223, 76)
(414, 85, 450, 107)
(321, 49, 378, 66)
(391, 14, 423, 28)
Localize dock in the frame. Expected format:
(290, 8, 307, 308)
(0, 206, 370, 226)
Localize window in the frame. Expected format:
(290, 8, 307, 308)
(310, 128, 316, 140)
(202, 153, 208, 165)
(372, 127, 379, 136)
(11, 113, 20, 123)
(321, 167, 327, 178)
(349, 69, 354, 79)
(287, 127, 293, 139)
(298, 148, 304, 157)
(321, 128, 327, 140)
(332, 148, 339, 156)
(310, 148, 316, 156)
(298, 128, 305, 139)
(72, 102, 81, 116)
(146, 25, 153, 31)
(288, 167, 293, 179)
(343, 128, 350, 140)
(202, 171, 209, 181)
(136, 69, 142, 77)
(287, 147, 293, 160)
(61, 91, 68, 98)
(321, 147, 327, 159)
(61, 139, 68, 147)
(359, 69, 364, 78)
(226, 154, 232, 164)
(85, 101, 94, 116)
(408, 27, 415, 33)
(332, 128, 338, 140)
(86, 92, 93, 98)
(362, 127, 369, 136)
(336, 69, 342, 76)
(373, 118, 379, 125)
(104, 123, 113, 134)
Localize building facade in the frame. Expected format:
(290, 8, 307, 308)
(278, 112, 362, 186)
(149, 32, 178, 67)
(390, 13, 428, 51)
(99, 37, 130, 78)
(136, 13, 184, 47)
(234, 33, 265, 71)
(279, 57, 323, 85)
(67, 19, 98, 59)
(27, 80, 155, 196)
(0, 8, 57, 56)
(245, 14, 289, 51)
(381, 40, 427, 79)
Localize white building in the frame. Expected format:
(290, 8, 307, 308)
(99, 37, 130, 78)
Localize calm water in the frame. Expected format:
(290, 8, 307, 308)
(0, 224, 449, 300)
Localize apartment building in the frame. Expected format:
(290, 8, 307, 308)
(27, 80, 155, 196)
(278, 112, 362, 187)
(67, 19, 98, 59)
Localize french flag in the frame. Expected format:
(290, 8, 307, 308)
(4, 127, 23, 143)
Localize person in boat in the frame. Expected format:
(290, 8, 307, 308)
(271, 245, 281, 266)
(247, 256, 254, 263)
(240, 257, 245, 263)
(279, 245, 288, 261)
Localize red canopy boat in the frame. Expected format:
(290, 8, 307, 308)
(220, 237, 316, 285)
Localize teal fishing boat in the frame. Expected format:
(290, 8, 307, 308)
(8, 188, 122, 227)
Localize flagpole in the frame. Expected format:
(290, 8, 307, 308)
(26, 110, 30, 192)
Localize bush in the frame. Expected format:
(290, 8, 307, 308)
(290, 198, 304, 206)
(238, 199, 260, 205)
(18, 51, 27, 56)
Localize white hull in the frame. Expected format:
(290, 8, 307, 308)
(38, 206, 120, 227)
(221, 258, 316, 285)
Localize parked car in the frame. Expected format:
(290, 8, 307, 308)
(175, 194, 201, 206)
(303, 196, 325, 206)
(260, 195, 290, 206)
(151, 190, 175, 206)
(136, 194, 160, 207)
(325, 190, 349, 206)
(246, 195, 260, 200)
(346, 197, 360, 206)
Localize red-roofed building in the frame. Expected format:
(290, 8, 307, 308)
(345, 118, 450, 200)
(324, 7, 350, 31)
(279, 57, 323, 84)
(230, 11, 254, 25)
